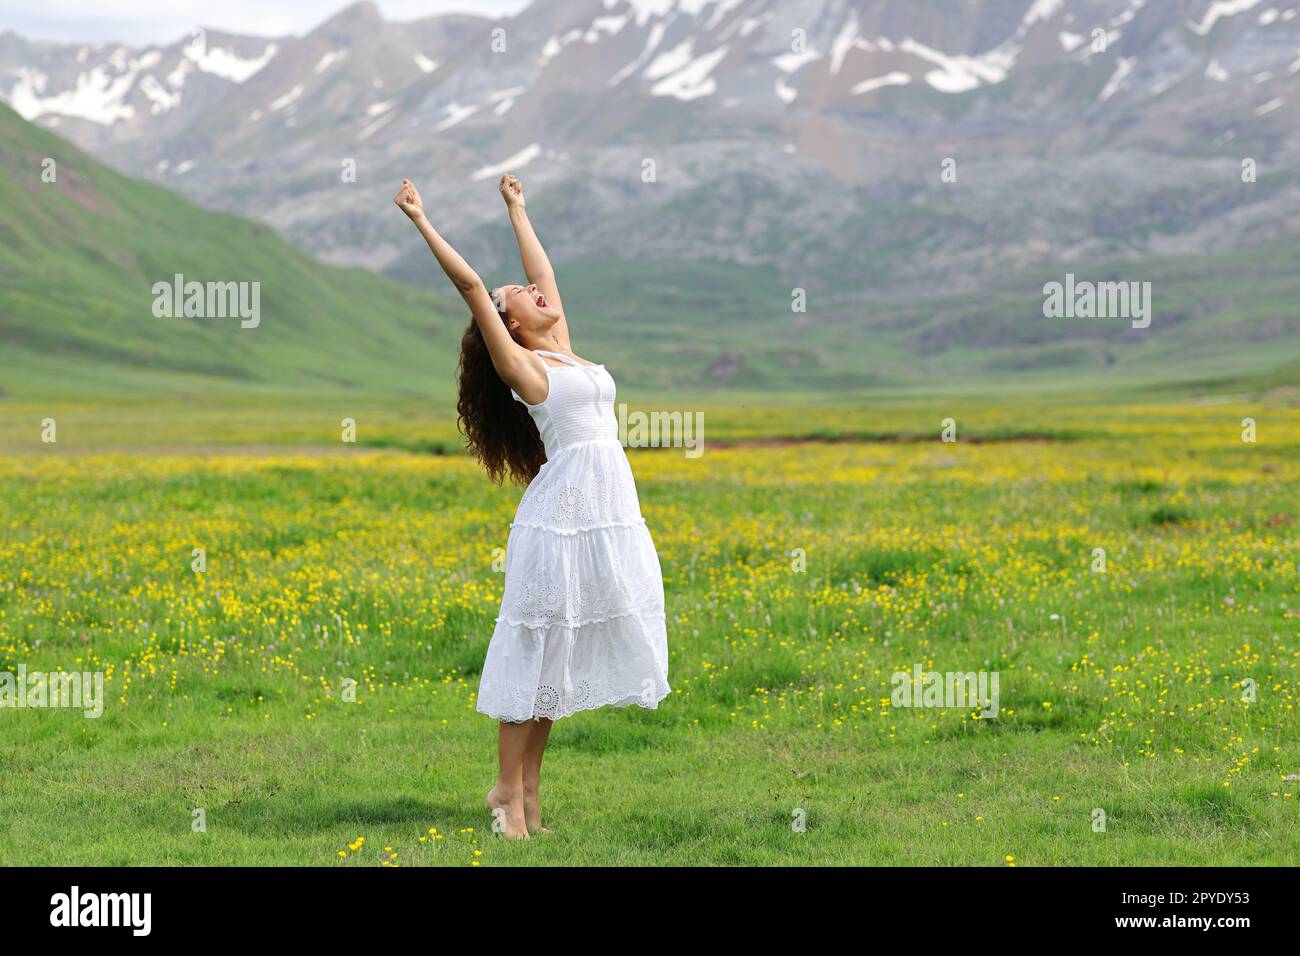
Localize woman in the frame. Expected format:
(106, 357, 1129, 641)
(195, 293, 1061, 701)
(394, 174, 670, 839)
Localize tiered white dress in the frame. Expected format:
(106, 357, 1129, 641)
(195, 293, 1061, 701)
(475, 349, 670, 722)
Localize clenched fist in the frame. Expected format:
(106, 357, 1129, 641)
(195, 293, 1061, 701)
(394, 179, 424, 220)
(499, 174, 525, 210)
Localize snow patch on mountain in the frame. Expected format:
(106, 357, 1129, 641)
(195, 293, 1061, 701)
(649, 44, 729, 100)
(852, 71, 911, 95)
(645, 39, 697, 79)
(898, 38, 1016, 93)
(1188, 0, 1264, 36)
(358, 111, 396, 140)
(610, 21, 668, 85)
(703, 0, 746, 30)
(772, 48, 820, 73)
(1097, 56, 1136, 102)
(1111, 0, 1148, 28)
(622, 0, 676, 29)
(822, 0, 1063, 100)
(269, 84, 303, 112)
(471, 142, 542, 181)
(1058, 31, 1085, 51)
(414, 53, 438, 73)
(587, 15, 630, 41)
(489, 86, 527, 116)
(9, 65, 136, 124)
(315, 50, 347, 74)
(183, 36, 277, 82)
(1024, 0, 1065, 26)
(166, 58, 192, 89)
(138, 74, 181, 114)
(539, 28, 589, 67)
(831, 13, 870, 74)
(433, 102, 478, 132)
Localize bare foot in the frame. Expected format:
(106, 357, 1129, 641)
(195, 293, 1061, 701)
(523, 788, 551, 834)
(486, 785, 529, 839)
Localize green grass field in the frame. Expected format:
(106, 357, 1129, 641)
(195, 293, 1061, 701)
(3, 81, 1299, 868)
(1, 395, 1297, 865)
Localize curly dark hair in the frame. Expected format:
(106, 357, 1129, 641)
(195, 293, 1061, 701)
(456, 319, 546, 485)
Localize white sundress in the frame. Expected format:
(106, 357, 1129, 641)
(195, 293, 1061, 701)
(475, 349, 671, 722)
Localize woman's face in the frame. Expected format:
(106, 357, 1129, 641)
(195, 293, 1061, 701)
(493, 283, 561, 336)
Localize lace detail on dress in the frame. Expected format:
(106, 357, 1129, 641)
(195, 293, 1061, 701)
(496, 522, 661, 630)
(477, 633, 671, 722)
(513, 452, 638, 532)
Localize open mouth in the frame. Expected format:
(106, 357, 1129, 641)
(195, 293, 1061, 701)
(535, 292, 547, 308)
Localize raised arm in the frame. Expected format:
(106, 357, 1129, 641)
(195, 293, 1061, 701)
(394, 179, 542, 397)
(500, 175, 569, 348)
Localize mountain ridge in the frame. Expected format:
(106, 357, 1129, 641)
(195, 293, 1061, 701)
(2, 1, 1298, 394)
(6, 0, 1298, 297)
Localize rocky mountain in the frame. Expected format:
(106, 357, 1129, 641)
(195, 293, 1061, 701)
(3, 0, 1299, 388)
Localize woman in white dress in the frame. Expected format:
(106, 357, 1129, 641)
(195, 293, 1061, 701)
(394, 175, 670, 839)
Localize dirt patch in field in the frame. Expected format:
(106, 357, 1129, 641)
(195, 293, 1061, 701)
(701, 432, 1074, 448)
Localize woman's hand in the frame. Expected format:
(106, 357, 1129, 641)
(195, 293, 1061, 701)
(394, 179, 424, 221)
(499, 174, 525, 211)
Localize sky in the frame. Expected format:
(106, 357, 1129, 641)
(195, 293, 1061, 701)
(0, 0, 535, 45)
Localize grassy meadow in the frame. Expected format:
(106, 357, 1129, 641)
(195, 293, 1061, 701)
(1, 394, 1298, 866)
(4, 44, 1298, 871)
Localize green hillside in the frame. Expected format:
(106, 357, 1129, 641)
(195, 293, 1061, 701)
(408, 217, 1300, 396)
(0, 102, 463, 399)
(1, 100, 1296, 402)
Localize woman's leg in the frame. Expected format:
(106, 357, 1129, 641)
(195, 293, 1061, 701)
(522, 718, 554, 832)
(486, 721, 531, 838)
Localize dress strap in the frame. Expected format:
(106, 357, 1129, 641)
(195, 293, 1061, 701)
(531, 349, 579, 367)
